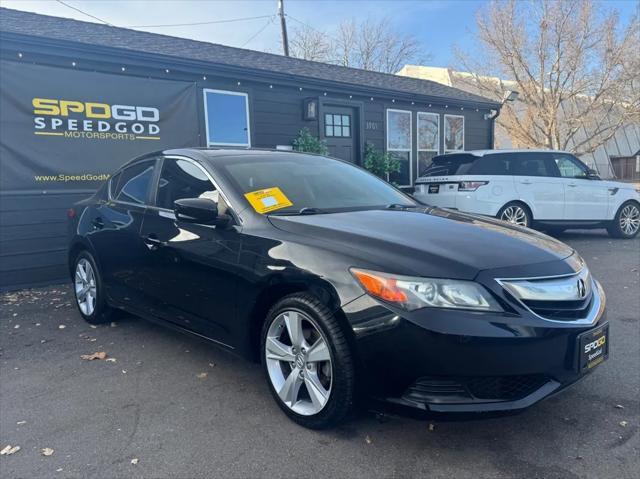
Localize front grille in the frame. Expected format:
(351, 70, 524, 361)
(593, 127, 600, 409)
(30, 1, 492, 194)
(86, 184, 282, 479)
(522, 296, 593, 321)
(402, 375, 549, 404)
(466, 375, 548, 400)
(498, 268, 596, 321)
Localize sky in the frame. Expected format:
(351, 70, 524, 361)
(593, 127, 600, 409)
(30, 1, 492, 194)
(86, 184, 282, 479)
(1, 0, 638, 68)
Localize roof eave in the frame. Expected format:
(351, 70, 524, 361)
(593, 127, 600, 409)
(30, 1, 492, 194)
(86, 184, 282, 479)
(0, 31, 501, 109)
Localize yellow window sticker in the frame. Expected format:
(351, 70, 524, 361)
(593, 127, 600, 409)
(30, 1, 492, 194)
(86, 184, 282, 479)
(244, 187, 293, 214)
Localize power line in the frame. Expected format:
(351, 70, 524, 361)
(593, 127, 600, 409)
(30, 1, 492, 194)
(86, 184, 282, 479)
(55, 0, 113, 26)
(285, 13, 340, 44)
(241, 16, 276, 48)
(128, 14, 275, 29)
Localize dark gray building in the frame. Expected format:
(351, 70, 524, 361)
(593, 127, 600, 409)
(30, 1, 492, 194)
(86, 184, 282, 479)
(0, 8, 499, 289)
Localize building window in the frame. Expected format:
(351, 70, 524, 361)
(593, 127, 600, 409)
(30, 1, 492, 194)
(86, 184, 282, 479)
(444, 114, 464, 152)
(203, 89, 250, 146)
(325, 114, 351, 137)
(417, 112, 439, 178)
(386, 109, 412, 187)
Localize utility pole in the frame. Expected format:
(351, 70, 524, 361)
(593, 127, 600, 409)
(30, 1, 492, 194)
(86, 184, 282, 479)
(278, 0, 290, 56)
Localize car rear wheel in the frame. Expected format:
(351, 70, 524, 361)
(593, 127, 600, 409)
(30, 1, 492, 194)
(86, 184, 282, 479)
(607, 201, 640, 239)
(261, 293, 355, 429)
(73, 251, 114, 324)
(498, 202, 532, 228)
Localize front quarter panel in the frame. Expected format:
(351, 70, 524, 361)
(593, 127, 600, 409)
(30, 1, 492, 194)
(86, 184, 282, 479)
(608, 185, 640, 218)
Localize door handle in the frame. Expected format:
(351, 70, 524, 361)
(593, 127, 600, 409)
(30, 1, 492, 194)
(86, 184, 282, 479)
(520, 181, 532, 185)
(568, 183, 578, 188)
(92, 217, 104, 229)
(143, 234, 165, 250)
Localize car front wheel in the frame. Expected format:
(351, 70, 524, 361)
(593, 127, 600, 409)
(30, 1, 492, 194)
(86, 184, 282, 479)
(607, 201, 640, 239)
(261, 293, 355, 429)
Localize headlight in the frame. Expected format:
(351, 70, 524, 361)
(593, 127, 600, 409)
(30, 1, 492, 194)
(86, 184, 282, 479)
(351, 268, 503, 312)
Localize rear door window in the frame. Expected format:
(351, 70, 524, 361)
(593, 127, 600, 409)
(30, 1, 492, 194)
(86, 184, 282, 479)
(469, 155, 513, 175)
(113, 160, 156, 205)
(419, 154, 478, 176)
(510, 153, 552, 177)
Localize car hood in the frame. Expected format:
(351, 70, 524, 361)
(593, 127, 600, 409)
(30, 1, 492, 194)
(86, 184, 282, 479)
(268, 207, 575, 280)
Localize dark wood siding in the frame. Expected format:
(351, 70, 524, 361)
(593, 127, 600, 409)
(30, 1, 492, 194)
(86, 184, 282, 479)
(0, 191, 90, 289)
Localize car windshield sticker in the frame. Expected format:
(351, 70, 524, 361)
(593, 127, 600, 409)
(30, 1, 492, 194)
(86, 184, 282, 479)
(244, 187, 293, 214)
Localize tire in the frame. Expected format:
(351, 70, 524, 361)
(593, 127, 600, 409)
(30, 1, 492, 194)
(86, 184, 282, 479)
(260, 293, 355, 429)
(607, 201, 640, 239)
(72, 251, 115, 324)
(497, 201, 532, 228)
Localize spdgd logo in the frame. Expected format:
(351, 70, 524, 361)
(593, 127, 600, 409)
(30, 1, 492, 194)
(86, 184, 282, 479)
(32, 98, 161, 141)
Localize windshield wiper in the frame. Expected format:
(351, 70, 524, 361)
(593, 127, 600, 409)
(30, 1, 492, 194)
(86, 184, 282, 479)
(385, 203, 413, 210)
(298, 207, 325, 215)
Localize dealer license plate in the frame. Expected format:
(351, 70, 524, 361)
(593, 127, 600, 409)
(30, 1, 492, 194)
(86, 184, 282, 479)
(577, 322, 609, 372)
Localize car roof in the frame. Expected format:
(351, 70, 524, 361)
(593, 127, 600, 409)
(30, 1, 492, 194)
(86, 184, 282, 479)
(449, 149, 571, 157)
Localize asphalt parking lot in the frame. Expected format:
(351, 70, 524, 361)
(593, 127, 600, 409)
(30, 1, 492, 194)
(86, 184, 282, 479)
(1, 230, 639, 479)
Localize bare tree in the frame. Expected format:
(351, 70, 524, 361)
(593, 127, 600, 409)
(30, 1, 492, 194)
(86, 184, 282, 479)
(289, 25, 331, 61)
(456, 0, 639, 155)
(290, 18, 428, 74)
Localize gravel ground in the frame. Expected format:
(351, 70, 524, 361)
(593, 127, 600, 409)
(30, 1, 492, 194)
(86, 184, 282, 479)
(1, 230, 638, 479)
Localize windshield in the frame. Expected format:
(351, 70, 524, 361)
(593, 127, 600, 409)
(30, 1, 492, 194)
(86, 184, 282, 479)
(218, 153, 416, 214)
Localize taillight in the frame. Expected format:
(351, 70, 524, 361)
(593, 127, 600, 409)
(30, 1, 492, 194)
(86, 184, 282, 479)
(67, 208, 76, 219)
(458, 181, 489, 191)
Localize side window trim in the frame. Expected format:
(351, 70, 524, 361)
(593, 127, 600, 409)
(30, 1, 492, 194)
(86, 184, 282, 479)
(108, 158, 158, 207)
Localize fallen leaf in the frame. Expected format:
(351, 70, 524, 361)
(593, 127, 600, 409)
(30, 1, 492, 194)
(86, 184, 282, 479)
(13, 325, 20, 329)
(90, 325, 97, 329)
(196, 372, 208, 379)
(80, 351, 107, 361)
(0, 445, 20, 455)
(41, 448, 54, 456)
(122, 370, 127, 374)
(619, 421, 628, 427)
(105, 358, 117, 363)
(615, 404, 624, 409)
(56, 468, 63, 472)
(365, 435, 372, 444)
(35, 323, 41, 326)
(16, 421, 26, 425)
(58, 325, 66, 330)
(428, 423, 435, 431)
(131, 458, 139, 465)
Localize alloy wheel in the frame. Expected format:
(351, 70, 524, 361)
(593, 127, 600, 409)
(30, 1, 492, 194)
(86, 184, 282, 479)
(501, 205, 528, 227)
(620, 204, 640, 235)
(75, 258, 97, 316)
(265, 310, 332, 416)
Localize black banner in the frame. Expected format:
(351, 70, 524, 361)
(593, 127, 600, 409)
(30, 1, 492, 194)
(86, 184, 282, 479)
(0, 61, 200, 192)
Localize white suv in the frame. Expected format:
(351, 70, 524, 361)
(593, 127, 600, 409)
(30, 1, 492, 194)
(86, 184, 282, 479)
(413, 150, 640, 238)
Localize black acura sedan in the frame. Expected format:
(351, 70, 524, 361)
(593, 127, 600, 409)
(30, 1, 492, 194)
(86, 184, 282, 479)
(68, 148, 608, 429)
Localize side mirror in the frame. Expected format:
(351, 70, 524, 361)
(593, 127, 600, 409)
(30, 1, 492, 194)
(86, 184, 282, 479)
(587, 168, 600, 180)
(174, 198, 229, 226)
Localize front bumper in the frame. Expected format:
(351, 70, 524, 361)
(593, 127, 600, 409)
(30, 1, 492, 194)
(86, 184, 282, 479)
(343, 275, 607, 416)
